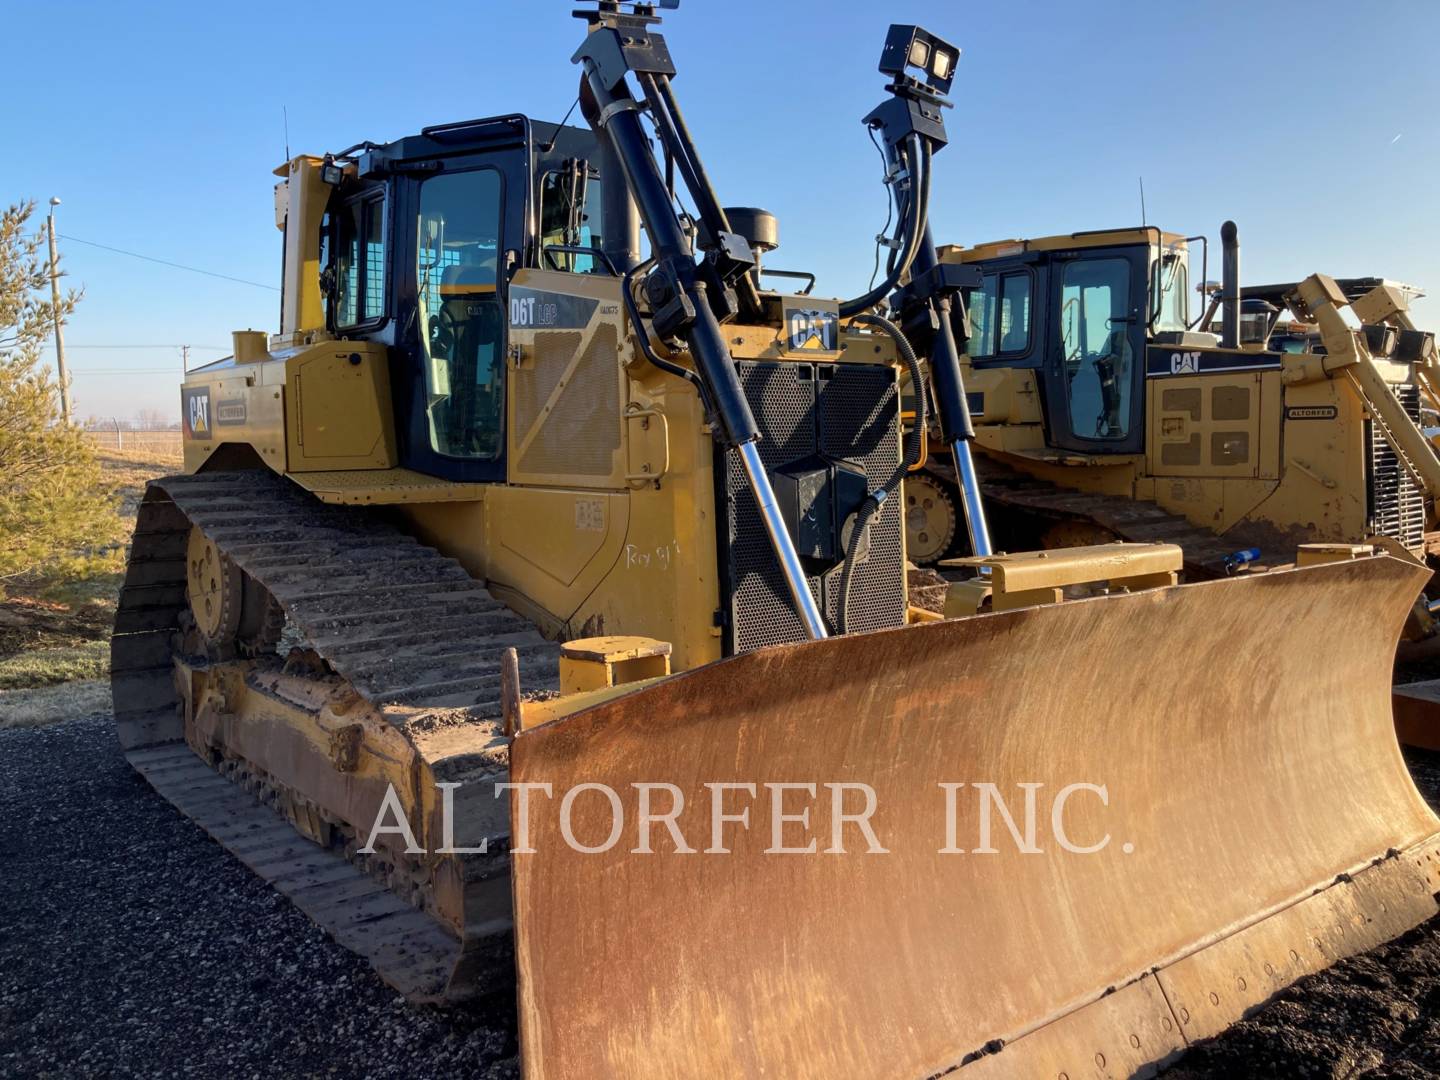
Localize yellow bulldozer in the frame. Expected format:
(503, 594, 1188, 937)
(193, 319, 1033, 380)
(113, 4, 1440, 1076)
(903, 223, 1440, 581)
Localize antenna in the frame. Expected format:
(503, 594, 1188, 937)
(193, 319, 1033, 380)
(283, 106, 291, 161)
(540, 95, 581, 154)
(1138, 176, 1147, 227)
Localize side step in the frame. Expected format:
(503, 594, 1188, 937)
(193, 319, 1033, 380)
(125, 737, 471, 1002)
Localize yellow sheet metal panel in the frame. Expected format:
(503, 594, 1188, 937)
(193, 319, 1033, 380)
(942, 228, 1187, 264)
(285, 341, 396, 471)
(966, 364, 1043, 425)
(289, 468, 485, 506)
(275, 156, 330, 336)
(180, 359, 288, 473)
(232, 329, 270, 364)
(511, 555, 1439, 1079)
(495, 487, 627, 592)
(1258, 369, 1282, 480)
(1148, 368, 1262, 479)
(972, 421, 1047, 456)
(559, 637, 671, 694)
(1270, 375, 1368, 539)
(507, 270, 631, 490)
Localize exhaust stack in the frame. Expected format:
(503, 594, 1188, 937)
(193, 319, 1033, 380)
(598, 137, 642, 274)
(1221, 219, 1241, 349)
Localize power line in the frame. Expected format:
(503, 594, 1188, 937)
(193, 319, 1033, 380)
(57, 234, 280, 292)
(68, 344, 229, 350)
(71, 369, 184, 374)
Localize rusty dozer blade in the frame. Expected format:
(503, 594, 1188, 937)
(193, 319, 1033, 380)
(511, 554, 1440, 1079)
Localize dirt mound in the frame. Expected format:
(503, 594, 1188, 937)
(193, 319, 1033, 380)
(1169, 748, 1440, 1077)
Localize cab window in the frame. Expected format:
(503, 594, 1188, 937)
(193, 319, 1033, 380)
(965, 270, 1031, 359)
(1060, 257, 1133, 440)
(417, 168, 504, 459)
(1151, 252, 1188, 332)
(332, 195, 386, 327)
(539, 163, 605, 273)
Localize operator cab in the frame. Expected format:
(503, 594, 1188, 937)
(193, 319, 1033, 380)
(309, 117, 616, 484)
(950, 227, 1193, 455)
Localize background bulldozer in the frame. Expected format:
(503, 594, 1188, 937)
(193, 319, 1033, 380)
(904, 221, 1440, 581)
(111, 3, 1440, 1076)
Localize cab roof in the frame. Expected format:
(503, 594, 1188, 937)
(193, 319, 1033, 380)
(940, 226, 1188, 264)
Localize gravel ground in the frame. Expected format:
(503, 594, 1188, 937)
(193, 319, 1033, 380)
(0, 714, 519, 1079)
(2, 715, 1439, 1077)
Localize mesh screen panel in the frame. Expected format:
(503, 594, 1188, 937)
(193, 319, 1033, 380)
(514, 326, 621, 478)
(722, 361, 906, 653)
(1367, 383, 1425, 549)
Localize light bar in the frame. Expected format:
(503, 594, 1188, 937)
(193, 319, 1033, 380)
(878, 24, 960, 95)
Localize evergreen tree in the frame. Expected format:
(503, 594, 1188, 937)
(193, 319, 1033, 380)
(0, 201, 125, 591)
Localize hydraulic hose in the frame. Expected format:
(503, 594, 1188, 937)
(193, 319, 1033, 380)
(838, 135, 931, 318)
(836, 312, 927, 633)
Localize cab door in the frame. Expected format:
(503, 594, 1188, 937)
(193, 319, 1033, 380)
(1040, 247, 1148, 455)
(393, 150, 528, 484)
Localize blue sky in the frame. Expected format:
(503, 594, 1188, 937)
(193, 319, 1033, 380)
(5, 0, 1438, 423)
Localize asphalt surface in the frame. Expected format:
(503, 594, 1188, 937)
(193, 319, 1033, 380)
(3, 714, 1439, 1078)
(0, 715, 519, 1079)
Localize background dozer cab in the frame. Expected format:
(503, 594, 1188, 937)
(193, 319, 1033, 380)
(109, 3, 1440, 1076)
(904, 222, 1440, 582)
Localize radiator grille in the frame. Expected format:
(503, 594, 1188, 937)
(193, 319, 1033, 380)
(1366, 383, 1426, 550)
(721, 361, 907, 653)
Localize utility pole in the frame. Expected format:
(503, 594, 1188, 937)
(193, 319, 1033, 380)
(181, 344, 190, 374)
(46, 197, 72, 424)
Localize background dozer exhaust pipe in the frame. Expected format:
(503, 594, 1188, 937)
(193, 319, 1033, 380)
(1222, 219, 1241, 349)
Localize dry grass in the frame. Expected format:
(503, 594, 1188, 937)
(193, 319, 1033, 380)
(0, 680, 111, 728)
(97, 443, 185, 516)
(83, 429, 183, 456)
(0, 445, 182, 719)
